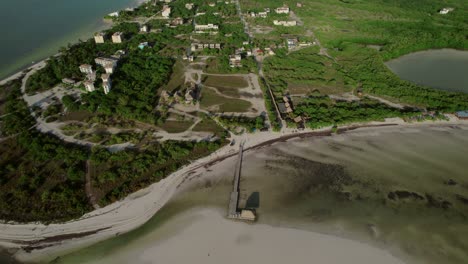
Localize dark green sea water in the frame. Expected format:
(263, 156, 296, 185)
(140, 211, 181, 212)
(0, 0, 140, 79)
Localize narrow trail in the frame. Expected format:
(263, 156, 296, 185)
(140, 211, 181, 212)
(85, 160, 100, 210)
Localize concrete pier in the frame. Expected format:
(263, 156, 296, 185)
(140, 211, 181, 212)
(227, 142, 255, 221)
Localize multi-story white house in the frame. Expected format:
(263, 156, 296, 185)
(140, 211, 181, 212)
(275, 6, 290, 14)
(229, 54, 242, 68)
(94, 32, 105, 44)
(101, 74, 112, 95)
(84, 80, 95, 92)
(79, 64, 93, 74)
(162, 5, 171, 18)
(194, 24, 219, 30)
(112, 32, 124, 43)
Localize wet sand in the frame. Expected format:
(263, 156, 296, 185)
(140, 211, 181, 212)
(77, 208, 404, 264)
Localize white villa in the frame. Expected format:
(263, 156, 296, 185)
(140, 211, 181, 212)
(94, 32, 105, 44)
(162, 5, 171, 18)
(191, 43, 221, 51)
(194, 24, 219, 30)
(229, 54, 242, 68)
(140, 25, 148, 32)
(84, 81, 95, 92)
(101, 74, 112, 95)
(112, 32, 124, 43)
(275, 6, 290, 14)
(273, 20, 297, 26)
(79, 64, 93, 74)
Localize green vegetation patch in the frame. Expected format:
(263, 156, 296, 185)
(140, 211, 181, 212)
(200, 88, 252, 113)
(263, 47, 351, 96)
(192, 119, 226, 135)
(90, 140, 226, 204)
(0, 80, 91, 222)
(218, 115, 266, 133)
(161, 60, 186, 92)
(295, 96, 420, 128)
(159, 120, 194, 133)
(203, 75, 249, 89)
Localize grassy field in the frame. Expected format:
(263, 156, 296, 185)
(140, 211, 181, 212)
(200, 87, 252, 113)
(247, 0, 468, 110)
(263, 47, 351, 96)
(161, 60, 186, 92)
(203, 75, 249, 89)
(159, 120, 194, 133)
(192, 119, 226, 135)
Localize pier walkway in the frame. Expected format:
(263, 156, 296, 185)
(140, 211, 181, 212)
(227, 142, 256, 221)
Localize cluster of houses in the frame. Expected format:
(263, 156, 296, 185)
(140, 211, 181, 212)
(277, 95, 304, 126)
(249, 5, 290, 18)
(79, 50, 124, 94)
(94, 32, 124, 44)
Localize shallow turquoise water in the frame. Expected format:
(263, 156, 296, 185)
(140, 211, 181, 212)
(0, 0, 139, 79)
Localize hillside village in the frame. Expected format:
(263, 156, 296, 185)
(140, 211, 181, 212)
(13, 0, 459, 152)
(19, 0, 308, 150)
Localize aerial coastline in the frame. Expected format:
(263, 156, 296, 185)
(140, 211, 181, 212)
(0, 0, 467, 263)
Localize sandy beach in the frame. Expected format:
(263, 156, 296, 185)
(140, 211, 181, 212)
(0, 117, 467, 263)
(75, 208, 405, 264)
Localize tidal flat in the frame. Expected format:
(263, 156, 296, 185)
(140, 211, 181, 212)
(51, 124, 468, 264)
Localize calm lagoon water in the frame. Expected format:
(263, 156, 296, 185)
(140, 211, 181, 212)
(51, 125, 468, 264)
(386, 49, 468, 93)
(0, 0, 140, 80)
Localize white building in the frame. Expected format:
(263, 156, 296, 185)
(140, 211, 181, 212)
(84, 81, 95, 92)
(287, 38, 298, 49)
(171, 17, 184, 26)
(94, 32, 105, 44)
(140, 25, 148, 32)
(439, 7, 454, 14)
(162, 5, 171, 18)
(185, 3, 194, 10)
(275, 6, 290, 14)
(229, 54, 242, 68)
(108, 12, 119, 17)
(191, 43, 221, 51)
(112, 32, 123, 43)
(79, 64, 93, 74)
(95, 57, 118, 67)
(273, 20, 297, 26)
(194, 24, 219, 30)
(104, 65, 116, 74)
(101, 74, 112, 95)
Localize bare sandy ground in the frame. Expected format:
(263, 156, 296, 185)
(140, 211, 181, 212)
(80, 208, 406, 264)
